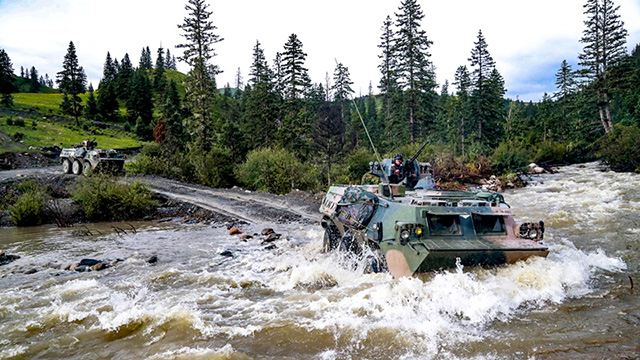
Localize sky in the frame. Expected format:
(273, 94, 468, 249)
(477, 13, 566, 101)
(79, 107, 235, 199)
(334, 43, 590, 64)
(1, 0, 639, 102)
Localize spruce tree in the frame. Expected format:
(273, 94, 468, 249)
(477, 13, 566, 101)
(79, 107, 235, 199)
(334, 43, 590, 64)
(0, 49, 16, 107)
(453, 65, 472, 156)
(243, 40, 280, 149)
(177, 0, 224, 151)
(84, 83, 99, 120)
(126, 68, 153, 131)
(139, 46, 153, 70)
(378, 15, 398, 121)
(468, 29, 500, 143)
(579, 0, 628, 133)
(97, 52, 119, 122)
(393, 0, 436, 143)
(554, 60, 577, 100)
(281, 33, 310, 100)
(117, 54, 134, 100)
(29, 66, 40, 93)
(331, 62, 354, 143)
(156, 80, 186, 152)
(154, 46, 168, 95)
(56, 41, 86, 126)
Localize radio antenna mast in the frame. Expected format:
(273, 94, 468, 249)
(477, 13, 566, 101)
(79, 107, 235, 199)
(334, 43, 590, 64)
(334, 59, 393, 198)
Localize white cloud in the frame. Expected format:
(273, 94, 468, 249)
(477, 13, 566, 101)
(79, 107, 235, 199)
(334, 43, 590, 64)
(1, 0, 639, 101)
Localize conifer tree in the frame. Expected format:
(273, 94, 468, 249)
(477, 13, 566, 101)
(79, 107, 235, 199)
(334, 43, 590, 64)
(0, 49, 16, 107)
(331, 62, 354, 139)
(177, 0, 224, 151)
(281, 33, 310, 100)
(97, 52, 119, 122)
(84, 83, 99, 120)
(20, 66, 24, 78)
(378, 15, 398, 121)
(243, 40, 280, 148)
(579, 0, 628, 133)
(139, 46, 153, 70)
(126, 68, 153, 130)
(453, 65, 472, 156)
(155, 80, 186, 152)
(117, 54, 134, 100)
(554, 60, 577, 100)
(468, 29, 500, 143)
(29, 66, 40, 93)
(56, 41, 86, 126)
(154, 46, 168, 95)
(393, 0, 436, 143)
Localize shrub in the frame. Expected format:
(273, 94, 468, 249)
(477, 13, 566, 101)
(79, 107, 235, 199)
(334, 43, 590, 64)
(533, 141, 567, 164)
(12, 132, 24, 141)
(235, 147, 319, 194)
(31, 120, 38, 129)
(6, 117, 14, 126)
(598, 125, 640, 172)
(6, 180, 50, 227)
(490, 142, 530, 174)
(14, 118, 25, 127)
(71, 175, 157, 221)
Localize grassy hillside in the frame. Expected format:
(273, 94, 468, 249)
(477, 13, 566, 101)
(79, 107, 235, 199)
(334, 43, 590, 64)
(0, 116, 142, 154)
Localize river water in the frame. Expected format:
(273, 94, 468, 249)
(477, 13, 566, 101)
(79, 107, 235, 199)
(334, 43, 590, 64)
(0, 162, 638, 359)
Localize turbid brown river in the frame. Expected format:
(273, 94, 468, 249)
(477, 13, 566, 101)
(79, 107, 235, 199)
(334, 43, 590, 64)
(0, 162, 638, 359)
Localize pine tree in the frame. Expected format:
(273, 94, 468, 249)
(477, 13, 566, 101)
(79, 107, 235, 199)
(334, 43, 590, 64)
(154, 46, 168, 95)
(235, 67, 243, 91)
(453, 65, 472, 156)
(554, 60, 577, 100)
(84, 83, 99, 120)
(165, 49, 177, 70)
(117, 54, 134, 100)
(156, 80, 186, 152)
(243, 40, 280, 149)
(139, 46, 153, 70)
(579, 0, 628, 133)
(29, 66, 40, 93)
(281, 33, 311, 100)
(378, 15, 398, 121)
(393, 0, 436, 143)
(97, 52, 119, 122)
(56, 41, 87, 126)
(0, 49, 16, 107)
(331, 62, 354, 144)
(468, 29, 500, 143)
(126, 68, 153, 130)
(20, 66, 24, 78)
(177, 0, 224, 151)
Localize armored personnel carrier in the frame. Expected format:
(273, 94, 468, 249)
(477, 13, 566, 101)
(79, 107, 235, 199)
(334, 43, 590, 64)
(320, 145, 548, 278)
(60, 138, 124, 175)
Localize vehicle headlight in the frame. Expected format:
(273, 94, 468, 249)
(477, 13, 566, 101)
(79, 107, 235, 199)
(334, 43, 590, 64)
(415, 227, 423, 236)
(400, 230, 410, 240)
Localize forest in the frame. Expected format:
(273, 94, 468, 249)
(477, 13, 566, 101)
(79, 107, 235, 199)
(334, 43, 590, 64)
(1, 0, 639, 194)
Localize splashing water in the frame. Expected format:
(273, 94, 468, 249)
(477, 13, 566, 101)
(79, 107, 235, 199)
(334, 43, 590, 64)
(0, 162, 638, 359)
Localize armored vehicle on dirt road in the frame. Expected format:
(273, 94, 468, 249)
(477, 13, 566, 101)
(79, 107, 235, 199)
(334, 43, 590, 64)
(320, 145, 548, 278)
(60, 138, 124, 175)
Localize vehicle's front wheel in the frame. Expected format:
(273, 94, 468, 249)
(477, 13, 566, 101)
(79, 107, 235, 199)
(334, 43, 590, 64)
(322, 223, 340, 252)
(72, 160, 82, 175)
(62, 159, 72, 174)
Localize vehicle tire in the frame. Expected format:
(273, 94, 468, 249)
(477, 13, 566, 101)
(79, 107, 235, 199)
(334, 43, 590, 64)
(322, 223, 340, 252)
(339, 231, 361, 255)
(83, 162, 91, 176)
(364, 244, 388, 274)
(62, 159, 72, 174)
(72, 160, 82, 175)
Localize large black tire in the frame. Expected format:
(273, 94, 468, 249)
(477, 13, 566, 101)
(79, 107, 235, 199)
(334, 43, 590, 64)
(338, 232, 361, 255)
(364, 244, 388, 273)
(62, 159, 72, 174)
(322, 223, 340, 252)
(72, 160, 82, 175)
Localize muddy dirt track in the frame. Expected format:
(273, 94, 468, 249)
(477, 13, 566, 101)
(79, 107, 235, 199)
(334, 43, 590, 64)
(0, 166, 322, 226)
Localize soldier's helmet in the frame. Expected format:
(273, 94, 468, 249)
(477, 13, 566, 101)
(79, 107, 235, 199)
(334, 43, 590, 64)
(394, 153, 403, 161)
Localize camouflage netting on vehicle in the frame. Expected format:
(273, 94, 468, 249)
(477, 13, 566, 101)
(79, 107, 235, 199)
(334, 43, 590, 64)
(336, 187, 378, 229)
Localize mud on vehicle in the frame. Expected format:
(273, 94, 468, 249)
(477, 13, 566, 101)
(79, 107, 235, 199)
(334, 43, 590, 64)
(60, 138, 124, 176)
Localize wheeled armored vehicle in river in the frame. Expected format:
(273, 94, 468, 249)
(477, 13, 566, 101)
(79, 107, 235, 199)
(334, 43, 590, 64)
(320, 146, 548, 278)
(60, 138, 124, 175)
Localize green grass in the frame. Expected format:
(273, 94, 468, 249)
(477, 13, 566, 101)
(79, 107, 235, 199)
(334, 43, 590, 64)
(0, 117, 142, 153)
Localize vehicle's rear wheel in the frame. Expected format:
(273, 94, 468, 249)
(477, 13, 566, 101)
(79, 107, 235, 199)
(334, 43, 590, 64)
(72, 160, 82, 175)
(364, 244, 388, 273)
(83, 161, 91, 175)
(62, 159, 72, 174)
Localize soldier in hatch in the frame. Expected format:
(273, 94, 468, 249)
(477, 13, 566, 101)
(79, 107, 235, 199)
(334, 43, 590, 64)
(389, 153, 405, 184)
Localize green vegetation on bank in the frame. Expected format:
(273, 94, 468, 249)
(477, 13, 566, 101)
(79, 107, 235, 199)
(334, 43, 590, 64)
(0, 115, 142, 153)
(5, 180, 50, 226)
(71, 175, 156, 222)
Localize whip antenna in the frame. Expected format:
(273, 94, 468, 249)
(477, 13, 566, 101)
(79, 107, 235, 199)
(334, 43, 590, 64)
(334, 59, 393, 197)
